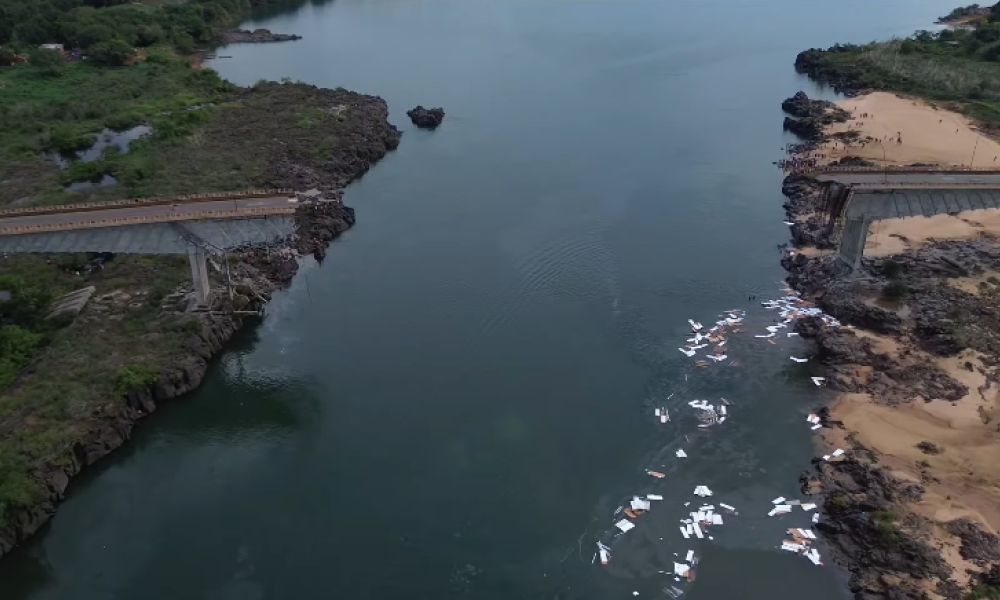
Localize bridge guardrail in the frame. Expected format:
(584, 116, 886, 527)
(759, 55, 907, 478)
(0, 206, 297, 236)
(0, 189, 296, 219)
(850, 182, 1000, 189)
(814, 166, 1000, 174)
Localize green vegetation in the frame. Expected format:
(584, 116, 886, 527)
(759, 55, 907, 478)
(883, 280, 909, 300)
(967, 583, 1000, 600)
(0, 0, 265, 55)
(880, 259, 906, 279)
(113, 365, 160, 396)
(798, 3, 1000, 127)
(939, 4, 987, 23)
(0, 255, 195, 524)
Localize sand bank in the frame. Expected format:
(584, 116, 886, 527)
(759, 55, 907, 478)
(863, 211, 1000, 255)
(821, 92, 1000, 167)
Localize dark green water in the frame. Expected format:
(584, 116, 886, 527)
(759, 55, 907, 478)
(0, 1, 954, 598)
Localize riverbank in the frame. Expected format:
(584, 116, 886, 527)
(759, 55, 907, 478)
(0, 79, 401, 558)
(778, 95, 1000, 596)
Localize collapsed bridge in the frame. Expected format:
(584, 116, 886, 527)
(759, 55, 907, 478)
(0, 190, 300, 306)
(810, 167, 1000, 268)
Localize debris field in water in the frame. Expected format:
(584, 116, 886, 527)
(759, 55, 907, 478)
(595, 284, 845, 592)
(594, 286, 844, 600)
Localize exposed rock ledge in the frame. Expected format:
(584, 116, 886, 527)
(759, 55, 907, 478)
(219, 28, 302, 44)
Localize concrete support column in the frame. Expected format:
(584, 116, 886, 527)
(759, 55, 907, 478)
(187, 246, 211, 306)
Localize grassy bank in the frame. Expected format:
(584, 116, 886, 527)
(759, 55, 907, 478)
(795, 11, 1000, 128)
(0, 256, 193, 524)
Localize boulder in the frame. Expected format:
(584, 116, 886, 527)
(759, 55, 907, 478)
(407, 105, 445, 129)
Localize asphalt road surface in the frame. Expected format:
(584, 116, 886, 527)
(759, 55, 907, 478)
(0, 196, 296, 231)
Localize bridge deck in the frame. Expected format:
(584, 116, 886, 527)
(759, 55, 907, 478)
(0, 217, 296, 255)
(0, 195, 297, 235)
(847, 188, 1000, 220)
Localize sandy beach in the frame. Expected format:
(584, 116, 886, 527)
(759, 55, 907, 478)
(825, 340, 1000, 584)
(821, 92, 1000, 167)
(864, 211, 1000, 255)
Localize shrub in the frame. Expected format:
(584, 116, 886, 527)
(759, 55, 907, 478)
(883, 280, 909, 299)
(113, 365, 159, 397)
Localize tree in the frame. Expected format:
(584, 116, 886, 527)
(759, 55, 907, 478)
(72, 23, 113, 49)
(88, 37, 134, 66)
(136, 24, 164, 47)
(27, 47, 63, 75)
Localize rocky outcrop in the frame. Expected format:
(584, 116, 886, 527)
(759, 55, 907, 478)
(944, 519, 1000, 566)
(794, 48, 867, 96)
(808, 455, 951, 600)
(219, 28, 302, 43)
(781, 91, 850, 140)
(406, 106, 445, 129)
(783, 116, 825, 140)
(782, 91, 850, 122)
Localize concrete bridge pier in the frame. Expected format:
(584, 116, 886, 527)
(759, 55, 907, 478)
(187, 246, 212, 307)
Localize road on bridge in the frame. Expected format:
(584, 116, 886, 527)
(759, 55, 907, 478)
(0, 196, 296, 232)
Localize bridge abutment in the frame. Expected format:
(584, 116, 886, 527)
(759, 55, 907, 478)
(187, 246, 212, 307)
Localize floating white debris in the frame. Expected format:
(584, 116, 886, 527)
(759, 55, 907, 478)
(806, 548, 822, 565)
(676, 449, 687, 458)
(631, 497, 651, 511)
(616, 519, 635, 533)
(790, 357, 808, 363)
(693, 485, 713, 497)
(787, 332, 800, 337)
(811, 377, 826, 387)
(784, 221, 795, 226)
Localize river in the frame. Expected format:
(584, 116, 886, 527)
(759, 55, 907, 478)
(0, 1, 954, 598)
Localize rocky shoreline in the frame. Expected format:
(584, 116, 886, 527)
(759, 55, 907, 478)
(0, 86, 402, 560)
(218, 28, 302, 44)
(779, 96, 1000, 599)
